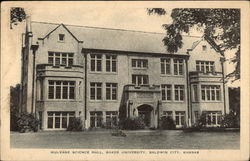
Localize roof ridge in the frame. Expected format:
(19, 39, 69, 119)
(31, 21, 202, 38)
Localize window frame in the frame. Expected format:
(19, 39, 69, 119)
(161, 84, 172, 101)
(48, 52, 74, 67)
(196, 61, 215, 73)
(106, 83, 118, 100)
(173, 59, 184, 76)
(201, 85, 221, 102)
(132, 74, 149, 86)
(90, 82, 102, 100)
(174, 85, 185, 102)
(58, 34, 65, 42)
(131, 59, 148, 69)
(106, 55, 117, 73)
(48, 80, 75, 100)
(160, 58, 171, 75)
(90, 54, 102, 72)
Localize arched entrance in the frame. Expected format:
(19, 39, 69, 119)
(137, 104, 153, 127)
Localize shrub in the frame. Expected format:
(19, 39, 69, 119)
(196, 112, 207, 128)
(16, 113, 39, 133)
(160, 116, 176, 130)
(67, 117, 84, 131)
(221, 112, 240, 128)
(119, 117, 145, 130)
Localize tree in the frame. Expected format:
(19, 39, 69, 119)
(147, 8, 240, 81)
(10, 7, 26, 29)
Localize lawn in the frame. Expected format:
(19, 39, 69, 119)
(10, 130, 240, 149)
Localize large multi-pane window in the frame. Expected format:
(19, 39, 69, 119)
(174, 85, 184, 101)
(196, 61, 215, 73)
(160, 58, 171, 75)
(161, 84, 172, 101)
(48, 81, 75, 99)
(175, 111, 185, 127)
(131, 59, 148, 69)
(47, 112, 75, 129)
(90, 111, 103, 128)
(90, 54, 102, 72)
(48, 52, 73, 67)
(206, 111, 222, 126)
(106, 83, 117, 100)
(173, 59, 184, 75)
(201, 85, 221, 101)
(90, 82, 102, 100)
(106, 111, 118, 127)
(106, 55, 117, 72)
(132, 75, 149, 86)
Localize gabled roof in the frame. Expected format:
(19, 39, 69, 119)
(30, 21, 202, 55)
(37, 23, 83, 43)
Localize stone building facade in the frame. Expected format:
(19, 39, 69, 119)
(20, 21, 229, 130)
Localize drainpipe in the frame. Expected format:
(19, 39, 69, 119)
(31, 44, 39, 116)
(220, 56, 227, 114)
(185, 57, 191, 127)
(84, 51, 88, 123)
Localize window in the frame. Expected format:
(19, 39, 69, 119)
(58, 34, 65, 41)
(106, 55, 117, 72)
(47, 112, 75, 129)
(194, 111, 199, 123)
(173, 59, 184, 75)
(106, 83, 117, 100)
(48, 81, 75, 99)
(192, 84, 199, 102)
(106, 111, 118, 127)
(90, 82, 102, 100)
(163, 111, 173, 119)
(201, 85, 221, 101)
(196, 61, 215, 73)
(174, 85, 184, 101)
(175, 111, 185, 127)
(160, 58, 171, 75)
(131, 59, 148, 68)
(48, 52, 74, 67)
(90, 112, 103, 127)
(161, 84, 172, 101)
(202, 45, 207, 51)
(132, 75, 148, 86)
(90, 54, 102, 72)
(206, 111, 222, 126)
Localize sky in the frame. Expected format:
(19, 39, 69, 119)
(3, 2, 239, 88)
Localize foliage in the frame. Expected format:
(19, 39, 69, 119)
(160, 116, 176, 130)
(221, 112, 240, 128)
(67, 117, 84, 131)
(10, 7, 26, 29)
(16, 113, 40, 133)
(229, 87, 240, 117)
(147, 8, 240, 81)
(10, 84, 21, 131)
(119, 117, 145, 130)
(195, 112, 207, 129)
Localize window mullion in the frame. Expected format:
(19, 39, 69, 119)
(53, 82, 56, 99)
(53, 113, 55, 129)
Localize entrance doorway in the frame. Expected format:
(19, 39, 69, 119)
(137, 104, 153, 127)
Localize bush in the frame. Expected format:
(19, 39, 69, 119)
(119, 117, 145, 130)
(160, 116, 176, 130)
(221, 112, 240, 128)
(67, 117, 84, 131)
(16, 113, 39, 133)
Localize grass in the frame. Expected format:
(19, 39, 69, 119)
(10, 130, 240, 149)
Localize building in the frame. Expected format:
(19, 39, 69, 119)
(20, 21, 229, 130)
